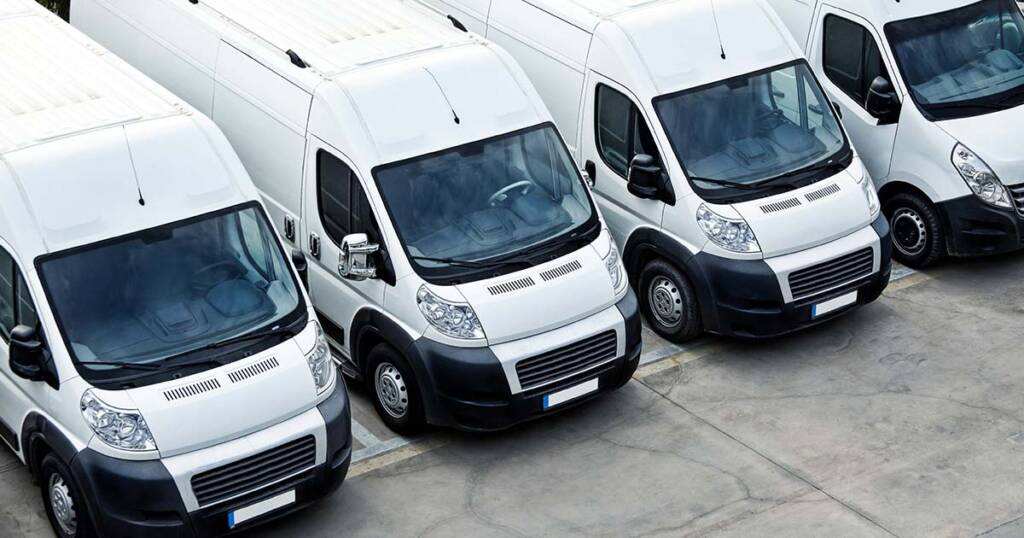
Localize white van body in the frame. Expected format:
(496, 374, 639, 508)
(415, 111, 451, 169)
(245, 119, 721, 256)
(420, 0, 893, 341)
(0, 2, 350, 536)
(73, 0, 643, 433)
(768, 0, 1024, 267)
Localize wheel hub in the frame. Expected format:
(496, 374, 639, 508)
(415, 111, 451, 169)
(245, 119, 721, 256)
(49, 474, 77, 536)
(648, 276, 684, 328)
(891, 208, 928, 257)
(375, 363, 409, 419)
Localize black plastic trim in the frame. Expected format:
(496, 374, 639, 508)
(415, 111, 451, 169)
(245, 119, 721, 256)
(935, 194, 1024, 257)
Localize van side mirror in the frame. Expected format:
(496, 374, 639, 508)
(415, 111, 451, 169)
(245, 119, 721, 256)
(627, 154, 675, 205)
(291, 249, 309, 289)
(9, 325, 45, 382)
(338, 234, 379, 281)
(865, 76, 901, 125)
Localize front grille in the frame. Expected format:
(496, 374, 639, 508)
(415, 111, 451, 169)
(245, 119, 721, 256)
(1010, 183, 1024, 217)
(515, 331, 617, 391)
(788, 248, 874, 300)
(191, 436, 316, 507)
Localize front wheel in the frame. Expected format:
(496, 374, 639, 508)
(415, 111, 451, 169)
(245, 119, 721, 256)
(884, 192, 946, 269)
(366, 344, 427, 436)
(639, 259, 702, 343)
(40, 454, 96, 538)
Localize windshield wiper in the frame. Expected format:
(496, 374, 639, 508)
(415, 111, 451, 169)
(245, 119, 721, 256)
(202, 325, 296, 351)
(690, 177, 765, 191)
(410, 255, 533, 271)
(79, 361, 165, 371)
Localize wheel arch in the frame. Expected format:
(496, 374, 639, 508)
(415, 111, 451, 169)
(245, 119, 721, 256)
(350, 308, 417, 379)
(21, 413, 78, 478)
(623, 227, 698, 286)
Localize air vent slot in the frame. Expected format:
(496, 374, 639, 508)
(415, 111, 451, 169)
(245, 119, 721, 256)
(540, 260, 583, 282)
(228, 357, 280, 384)
(164, 378, 222, 402)
(805, 183, 841, 202)
(761, 198, 802, 214)
(488, 276, 536, 296)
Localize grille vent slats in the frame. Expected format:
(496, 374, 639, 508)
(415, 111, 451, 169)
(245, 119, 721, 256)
(487, 276, 536, 296)
(805, 183, 841, 202)
(539, 260, 582, 282)
(788, 248, 874, 300)
(1010, 184, 1024, 217)
(761, 198, 802, 214)
(515, 331, 617, 391)
(163, 378, 222, 402)
(227, 357, 279, 384)
(190, 436, 316, 507)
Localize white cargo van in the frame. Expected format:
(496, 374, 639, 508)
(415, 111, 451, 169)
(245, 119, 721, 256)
(768, 0, 1024, 267)
(421, 0, 893, 341)
(73, 0, 643, 433)
(0, 2, 350, 536)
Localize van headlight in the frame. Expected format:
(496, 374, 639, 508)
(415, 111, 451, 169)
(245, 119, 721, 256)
(953, 144, 1012, 209)
(417, 285, 485, 340)
(306, 322, 334, 394)
(696, 204, 761, 253)
(856, 170, 881, 218)
(602, 234, 626, 292)
(81, 390, 157, 452)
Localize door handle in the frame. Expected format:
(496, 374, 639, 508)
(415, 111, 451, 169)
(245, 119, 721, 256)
(309, 233, 321, 260)
(584, 160, 597, 188)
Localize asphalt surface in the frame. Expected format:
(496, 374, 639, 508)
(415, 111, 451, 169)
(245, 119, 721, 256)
(2, 253, 1023, 537)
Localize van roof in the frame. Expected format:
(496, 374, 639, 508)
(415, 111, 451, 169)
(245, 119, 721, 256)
(0, 0, 182, 155)
(199, 0, 475, 78)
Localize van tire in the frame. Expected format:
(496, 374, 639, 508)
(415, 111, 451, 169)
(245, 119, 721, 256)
(639, 259, 702, 343)
(884, 192, 946, 269)
(366, 344, 427, 436)
(40, 453, 96, 538)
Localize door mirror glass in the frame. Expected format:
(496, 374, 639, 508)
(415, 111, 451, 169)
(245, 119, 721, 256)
(627, 154, 673, 204)
(865, 76, 901, 124)
(291, 249, 309, 289)
(9, 324, 44, 382)
(338, 234, 379, 281)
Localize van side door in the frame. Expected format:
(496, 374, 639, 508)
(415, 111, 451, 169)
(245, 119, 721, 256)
(301, 141, 389, 369)
(581, 74, 667, 246)
(809, 7, 900, 182)
(0, 247, 47, 456)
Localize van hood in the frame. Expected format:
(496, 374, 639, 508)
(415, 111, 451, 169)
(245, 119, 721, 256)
(937, 106, 1024, 184)
(453, 242, 618, 345)
(731, 162, 874, 258)
(120, 335, 318, 458)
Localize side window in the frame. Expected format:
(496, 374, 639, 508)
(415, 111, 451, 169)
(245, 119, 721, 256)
(0, 250, 13, 339)
(596, 85, 661, 178)
(823, 15, 891, 108)
(237, 210, 273, 278)
(0, 249, 39, 341)
(317, 150, 379, 245)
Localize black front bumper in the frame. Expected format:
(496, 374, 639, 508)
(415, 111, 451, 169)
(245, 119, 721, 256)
(937, 194, 1024, 257)
(69, 381, 352, 537)
(405, 291, 643, 432)
(687, 216, 893, 339)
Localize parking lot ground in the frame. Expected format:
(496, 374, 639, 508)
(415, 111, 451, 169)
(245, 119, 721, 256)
(3, 253, 1023, 537)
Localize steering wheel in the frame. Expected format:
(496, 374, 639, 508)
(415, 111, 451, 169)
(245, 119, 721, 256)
(488, 180, 535, 207)
(190, 261, 245, 295)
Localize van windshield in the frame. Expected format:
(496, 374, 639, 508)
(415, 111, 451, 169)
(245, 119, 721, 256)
(886, 0, 1024, 120)
(374, 125, 599, 283)
(38, 204, 305, 384)
(654, 61, 849, 203)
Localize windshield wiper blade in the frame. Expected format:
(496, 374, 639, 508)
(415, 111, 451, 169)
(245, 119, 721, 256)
(79, 361, 165, 371)
(690, 177, 764, 190)
(410, 255, 533, 271)
(202, 326, 295, 351)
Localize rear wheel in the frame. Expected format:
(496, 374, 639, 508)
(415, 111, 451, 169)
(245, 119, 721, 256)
(366, 344, 427, 436)
(639, 259, 702, 343)
(40, 453, 96, 538)
(885, 192, 946, 269)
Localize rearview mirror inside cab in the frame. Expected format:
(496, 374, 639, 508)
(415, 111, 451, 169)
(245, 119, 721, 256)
(628, 154, 675, 205)
(865, 76, 901, 125)
(338, 234, 380, 281)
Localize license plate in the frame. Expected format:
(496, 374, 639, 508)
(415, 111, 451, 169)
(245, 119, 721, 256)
(812, 291, 858, 318)
(228, 490, 295, 529)
(543, 378, 599, 410)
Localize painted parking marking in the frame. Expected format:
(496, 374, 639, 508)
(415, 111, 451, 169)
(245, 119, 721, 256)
(348, 264, 926, 467)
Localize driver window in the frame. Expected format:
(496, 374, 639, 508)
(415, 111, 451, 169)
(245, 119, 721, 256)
(823, 15, 891, 108)
(596, 84, 661, 179)
(317, 150, 380, 247)
(0, 248, 39, 342)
